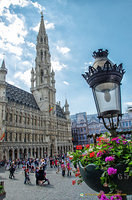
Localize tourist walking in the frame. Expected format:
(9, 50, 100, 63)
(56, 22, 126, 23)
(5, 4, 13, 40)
(66, 160, 71, 176)
(9, 164, 15, 179)
(61, 162, 66, 177)
(24, 168, 31, 184)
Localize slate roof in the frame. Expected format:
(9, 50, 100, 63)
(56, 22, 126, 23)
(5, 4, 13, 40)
(6, 83, 66, 119)
(6, 83, 40, 110)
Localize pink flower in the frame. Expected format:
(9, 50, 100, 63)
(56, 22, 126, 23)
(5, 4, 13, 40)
(107, 167, 117, 176)
(97, 192, 109, 200)
(111, 137, 119, 141)
(105, 156, 114, 162)
(110, 194, 122, 200)
(97, 151, 104, 157)
(122, 140, 128, 144)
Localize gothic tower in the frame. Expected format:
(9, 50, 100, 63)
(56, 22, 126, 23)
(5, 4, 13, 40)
(64, 99, 70, 119)
(0, 59, 7, 139)
(31, 13, 56, 114)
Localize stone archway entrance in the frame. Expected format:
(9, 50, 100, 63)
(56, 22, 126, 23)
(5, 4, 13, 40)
(32, 148, 35, 158)
(24, 149, 27, 159)
(36, 148, 38, 158)
(19, 149, 23, 159)
(14, 149, 18, 160)
(9, 149, 13, 161)
(40, 147, 42, 158)
(50, 144, 54, 157)
(28, 148, 31, 158)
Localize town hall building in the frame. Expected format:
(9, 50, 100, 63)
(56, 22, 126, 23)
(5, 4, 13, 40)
(0, 14, 72, 161)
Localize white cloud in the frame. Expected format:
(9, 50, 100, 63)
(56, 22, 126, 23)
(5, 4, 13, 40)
(0, 7, 27, 58)
(0, 42, 23, 56)
(14, 69, 31, 87)
(0, 0, 44, 15)
(0, 53, 4, 61)
(63, 81, 69, 85)
(0, 11, 27, 45)
(0, 0, 30, 15)
(22, 61, 32, 67)
(7, 80, 15, 86)
(124, 102, 132, 106)
(31, 2, 45, 12)
(45, 20, 55, 30)
(56, 45, 70, 55)
(51, 59, 67, 71)
(27, 41, 35, 48)
(31, 23, 39, 32)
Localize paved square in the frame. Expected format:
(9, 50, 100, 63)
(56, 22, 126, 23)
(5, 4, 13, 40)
(0, 167, 132, 200)
(0, 166, 99, 200)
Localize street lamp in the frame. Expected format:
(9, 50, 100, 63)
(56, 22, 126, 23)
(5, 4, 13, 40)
(82, 49, 125, 137)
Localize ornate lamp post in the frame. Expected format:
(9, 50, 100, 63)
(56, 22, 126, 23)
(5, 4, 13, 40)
(82, 49, 125, 137)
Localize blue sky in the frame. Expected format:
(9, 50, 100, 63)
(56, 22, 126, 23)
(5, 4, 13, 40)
(0, 0, 132, 115)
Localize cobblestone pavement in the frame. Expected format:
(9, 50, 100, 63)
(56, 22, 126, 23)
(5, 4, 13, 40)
(0, 167, 132, 200)
(0, 166, 99, 200)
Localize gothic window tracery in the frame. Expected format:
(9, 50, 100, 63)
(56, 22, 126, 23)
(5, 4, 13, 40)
(10, 132, 12, 141)
(19, 133, 22, 142)
(40, 37, 43, 43)
(44, 37, 46, 44)
(6, 112, 8, 121)
(41, 50, 43, 61)
(45, 51, 47, 63)
(40, 69, 44, 83)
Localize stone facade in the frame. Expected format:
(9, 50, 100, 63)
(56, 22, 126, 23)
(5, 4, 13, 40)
(0, 14, 73, 161)
(71, 112, 89, 149)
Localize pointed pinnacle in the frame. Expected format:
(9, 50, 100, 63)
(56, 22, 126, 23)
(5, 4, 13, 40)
(1, 59, 5, 69)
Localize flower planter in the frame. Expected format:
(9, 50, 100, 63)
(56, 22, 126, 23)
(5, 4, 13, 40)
(79, 162, 132, 195)
(0, 181, 6, 200)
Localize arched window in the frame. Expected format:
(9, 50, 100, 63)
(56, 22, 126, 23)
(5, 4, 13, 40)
(5, 131, 7, 141)
(41, 50, 43, 61)
(10, 132, 12, 141)
(41, 69, 44, 83)
(19, 133, 22, 142)
(44, 37, 46, 43)
(40, 37, 43, 43)
(6, 112, 8, 121)
(15, 133, 18, 142)
(45, 51, 46, 63)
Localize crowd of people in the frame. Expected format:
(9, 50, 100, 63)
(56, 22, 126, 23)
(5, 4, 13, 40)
(3, 154, 72, 186)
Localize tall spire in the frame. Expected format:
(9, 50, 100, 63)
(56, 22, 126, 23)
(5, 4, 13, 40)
(31, 13, 56, 114)
(0, 59, 7, 83)
(64, 99, 70, 119)
(1, 59, 6, 69)
(38, 12, 46, 35)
